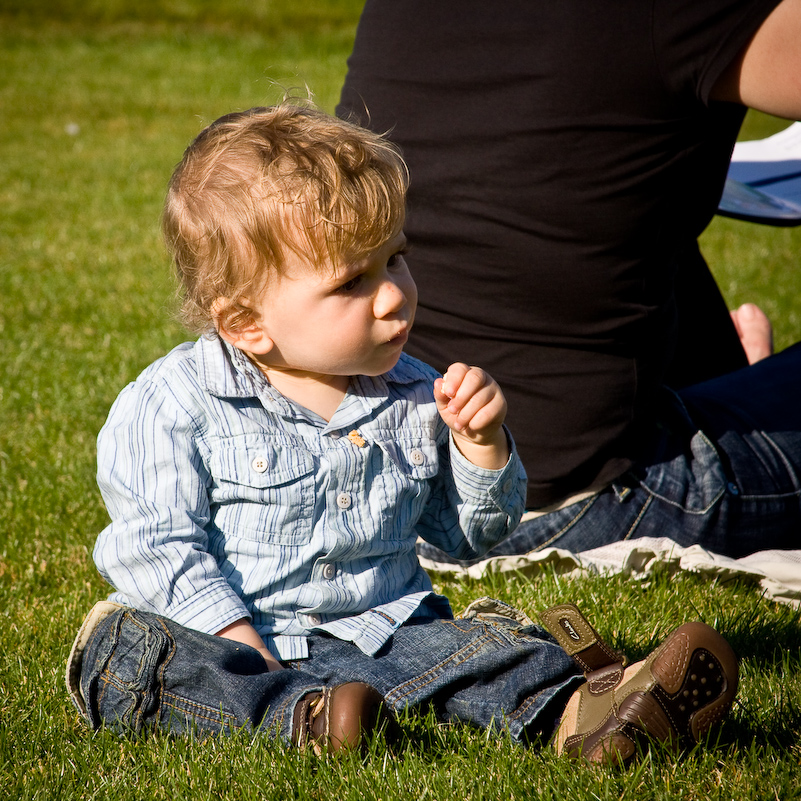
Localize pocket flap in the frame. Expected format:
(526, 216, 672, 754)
(376, 435, 440, 480)
(210, 436, 315, 488)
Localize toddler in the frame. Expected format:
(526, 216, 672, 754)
(67, 103, 738, 765)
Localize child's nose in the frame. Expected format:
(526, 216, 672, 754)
(374, 278, 407, 318)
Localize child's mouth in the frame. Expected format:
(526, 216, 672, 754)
(388, 328, 409, 346)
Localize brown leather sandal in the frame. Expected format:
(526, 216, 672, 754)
(541, 603, 739, 766)
(292, 682, 391, 754)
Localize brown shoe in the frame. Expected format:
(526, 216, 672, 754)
(541, 604, 738, 766)
(292, 682, 390, 754)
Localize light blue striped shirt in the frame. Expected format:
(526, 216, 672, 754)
(94, 336, 526, 659)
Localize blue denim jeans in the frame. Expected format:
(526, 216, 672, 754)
(418, 343, 801, 566)
(71, 602, 581, 744)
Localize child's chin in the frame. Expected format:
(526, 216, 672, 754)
(362, 352, 403, 377)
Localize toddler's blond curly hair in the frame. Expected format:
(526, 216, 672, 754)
(162, 102, 408, 333)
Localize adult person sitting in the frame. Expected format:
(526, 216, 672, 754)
(337, 0, 801, 561)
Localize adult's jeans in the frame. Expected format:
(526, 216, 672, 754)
(418, 343, 801, 566)
(70, 602, 580, 743)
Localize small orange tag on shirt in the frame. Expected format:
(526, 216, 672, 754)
(347, 430, 366, 447)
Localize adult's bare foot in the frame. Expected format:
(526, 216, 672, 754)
(730, 303, 773, 364)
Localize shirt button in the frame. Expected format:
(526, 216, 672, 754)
(307, 614, 322, 627)
(322, 563, 336, 580)
(502, 479, 513, 494)
(409, 448, 425, 466)
(336, 492, 352, 509)
(251, 456, 268, 473)
(329, 431, 342, 440)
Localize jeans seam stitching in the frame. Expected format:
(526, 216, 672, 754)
(533, 496, 597, 551)
(94, 611, 130, 714)
(747, 430, 801, 496)
(272, 693, 294, 737)
(161, 692, 238, 728)
(384, 630, 493, 705)
(638, 484, 724, 514)
(623, 494, 652, 540)
(151, 616, 176, 731)
(738, 489, 801, 500)
(129, 614, 155, 731)
(507, 689, 543, 724)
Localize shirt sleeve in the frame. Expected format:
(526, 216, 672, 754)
(653, 0, 783, 104)
(93, 377, 250, 635)
(414, 423, 527, 559)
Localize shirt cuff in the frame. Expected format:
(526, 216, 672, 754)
(448, 426, 527, 511)
(160, 581, 252, 636)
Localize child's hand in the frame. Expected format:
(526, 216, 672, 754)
(434, 362, 509, 469)
(216, 619, 285, 672)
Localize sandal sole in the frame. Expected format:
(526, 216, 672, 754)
(570, 622, 738, 765)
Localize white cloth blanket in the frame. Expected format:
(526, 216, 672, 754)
(419, 538, 801, 608)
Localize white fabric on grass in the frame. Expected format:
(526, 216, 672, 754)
(419, 537, 801, 608)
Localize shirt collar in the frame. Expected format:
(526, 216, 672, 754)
(194, 334, 434, 427)
(195, 334, 266, 398)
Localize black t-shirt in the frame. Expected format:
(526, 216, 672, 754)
(337, 0, 782, 508)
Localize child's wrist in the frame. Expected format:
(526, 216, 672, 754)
(450, 427, 509, 470)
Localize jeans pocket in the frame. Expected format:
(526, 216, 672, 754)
(638, 430, 727, 514)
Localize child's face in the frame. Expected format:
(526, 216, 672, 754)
(240, 230, 417, 379)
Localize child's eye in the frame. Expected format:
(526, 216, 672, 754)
(338, 275, 362, 293)
(387, 248, 409, 269)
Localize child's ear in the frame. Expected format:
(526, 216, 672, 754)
(212, 297, 275, 356)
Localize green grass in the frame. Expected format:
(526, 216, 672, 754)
(1, 2, 800, 799)
(702, 112, 801, 352)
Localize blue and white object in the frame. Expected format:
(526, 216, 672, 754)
(718, 122, 801, 226)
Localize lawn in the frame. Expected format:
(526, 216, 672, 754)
(1, 2, 800, 799)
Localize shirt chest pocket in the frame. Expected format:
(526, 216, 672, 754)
(208, 439, 316, 545)
(379, 437, 440, 480)
(371, 435, 441, 539)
